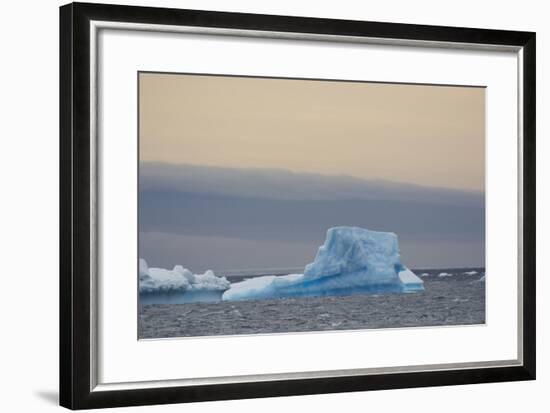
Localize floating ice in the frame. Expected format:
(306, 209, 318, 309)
(463, 271, 478, 276)
(398, 268, 424, 292)
(223, 227, 423, 301)
(438, 272, 453, 277)
(139, 259, 230, 304)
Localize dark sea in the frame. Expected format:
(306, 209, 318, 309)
(139, 268, 485, 339)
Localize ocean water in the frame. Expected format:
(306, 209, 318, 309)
(139, 268, 485, 339)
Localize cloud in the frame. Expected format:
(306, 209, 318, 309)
(139, 162, 485, 269)
(140, 162, 484, 206)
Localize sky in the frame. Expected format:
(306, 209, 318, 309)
(139, 72, 485, 271)
(140, 72, 485, 191)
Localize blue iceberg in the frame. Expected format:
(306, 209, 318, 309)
(139, 259, 231, 304)
(223, 227, 423, 301)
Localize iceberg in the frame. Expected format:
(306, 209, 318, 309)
(223, 227, 423, 301)
(139, 259, 230, 304)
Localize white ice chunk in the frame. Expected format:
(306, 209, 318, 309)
(139, 259, 230, 294)
(139, 260, 190, 293)
(191, 269, 232, 291)
(398, 268, 424, 292)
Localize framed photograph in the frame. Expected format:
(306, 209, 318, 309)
(60, 2, 536, 409)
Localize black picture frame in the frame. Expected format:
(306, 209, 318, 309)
(60, 2, 536, 410)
